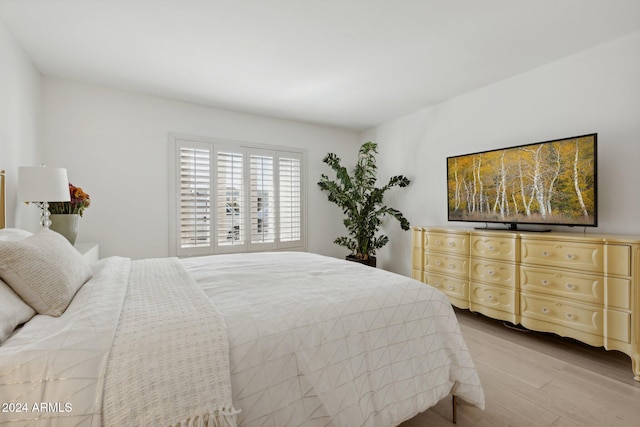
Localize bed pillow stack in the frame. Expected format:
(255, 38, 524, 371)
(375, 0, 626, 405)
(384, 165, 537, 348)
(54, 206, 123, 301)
(0, 228, 93, 323)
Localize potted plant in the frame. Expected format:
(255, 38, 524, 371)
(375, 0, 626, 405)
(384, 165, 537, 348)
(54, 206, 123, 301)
(48, 183, 91, 245)
(318, 141, 411, 267)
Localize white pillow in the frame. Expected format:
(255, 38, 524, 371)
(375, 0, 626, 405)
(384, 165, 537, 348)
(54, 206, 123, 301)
(0, 228, 92, 317)
(0, 228, 33, 241)
(0, 279, 36, 343)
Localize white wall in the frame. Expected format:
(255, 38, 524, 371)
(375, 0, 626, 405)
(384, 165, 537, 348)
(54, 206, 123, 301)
(363, 31, 640, 276)
(42, 77, 360, 259)
(0, 18, 43, 229)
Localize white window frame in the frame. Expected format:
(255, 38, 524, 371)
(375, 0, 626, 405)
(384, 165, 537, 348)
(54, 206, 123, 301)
(169, 134, 307, 257)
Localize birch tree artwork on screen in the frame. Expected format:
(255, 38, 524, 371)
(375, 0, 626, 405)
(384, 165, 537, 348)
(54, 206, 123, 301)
(447, 134, 597, 227)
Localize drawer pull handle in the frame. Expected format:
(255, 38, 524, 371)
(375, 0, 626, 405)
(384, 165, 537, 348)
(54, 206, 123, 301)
(488, 245, 495, 251)
(543, 251, 550, 257)
(541, 280, 550, 286)
(488, 270, 494, 276)
(434, 282, 441, 287)
(565, 283, 574, 290)
(566, 254, 575, 260)
(436, 261, 442, 266)
(447, 285, 454, 290)
(541, 307, 550, 314)
(487, 295, 494, 301)
(448, 263, 454, 268)
(435, 240, 442, 245)
(448, 241, 455, 247)
(566, 313, 574, 320)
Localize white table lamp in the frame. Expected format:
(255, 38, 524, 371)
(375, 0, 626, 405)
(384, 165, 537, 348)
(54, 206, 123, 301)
(18, 166, 71, 228)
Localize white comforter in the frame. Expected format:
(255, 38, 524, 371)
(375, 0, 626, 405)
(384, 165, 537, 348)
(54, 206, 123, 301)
(0, 251, 484, 427)
(181, 252, 485, 427)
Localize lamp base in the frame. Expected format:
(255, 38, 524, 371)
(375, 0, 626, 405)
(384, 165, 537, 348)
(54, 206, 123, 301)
(39, 202, 52, 228)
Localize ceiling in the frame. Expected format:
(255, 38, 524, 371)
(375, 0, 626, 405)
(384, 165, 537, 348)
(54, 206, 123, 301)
(1, 0, 639, 131)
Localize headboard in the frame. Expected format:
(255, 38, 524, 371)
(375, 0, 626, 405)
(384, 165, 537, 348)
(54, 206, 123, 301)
(0, 169, 5, 229)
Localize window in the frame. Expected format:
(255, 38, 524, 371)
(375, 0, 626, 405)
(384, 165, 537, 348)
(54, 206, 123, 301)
(170, 135, 306, 256)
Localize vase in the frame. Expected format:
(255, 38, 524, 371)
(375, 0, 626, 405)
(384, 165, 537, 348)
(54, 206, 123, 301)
(50, 214, 80, 245)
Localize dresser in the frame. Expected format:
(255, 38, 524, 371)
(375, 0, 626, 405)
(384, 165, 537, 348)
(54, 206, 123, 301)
(412, 226, 640, 381)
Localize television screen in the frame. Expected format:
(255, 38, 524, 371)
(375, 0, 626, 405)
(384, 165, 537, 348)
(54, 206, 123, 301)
(447, 133, 597, 229)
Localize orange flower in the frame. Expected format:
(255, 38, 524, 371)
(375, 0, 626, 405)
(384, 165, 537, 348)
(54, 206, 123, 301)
(49, 183, 91, 216)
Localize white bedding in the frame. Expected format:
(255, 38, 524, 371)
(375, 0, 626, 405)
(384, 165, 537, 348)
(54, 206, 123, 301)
(0, 257, 130, 426)
(0, 251, 484, 426)
(181, 251, 485, 426)
(101, 257, 237, 427)
(0, 257, 236, 427)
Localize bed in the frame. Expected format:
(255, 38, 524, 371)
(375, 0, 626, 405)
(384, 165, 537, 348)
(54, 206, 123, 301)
(0, 181, 484, 426)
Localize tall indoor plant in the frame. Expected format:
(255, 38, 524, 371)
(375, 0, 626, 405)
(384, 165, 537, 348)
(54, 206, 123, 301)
(318, 141, 411, 267)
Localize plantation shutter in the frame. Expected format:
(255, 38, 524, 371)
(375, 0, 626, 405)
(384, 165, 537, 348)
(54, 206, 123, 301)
(249, 150, 276, 249)
(215, 147, 246, 251)
(171, 135, 305, 256)
(177, 141, 212, 256)
(278, 152, 303, 246)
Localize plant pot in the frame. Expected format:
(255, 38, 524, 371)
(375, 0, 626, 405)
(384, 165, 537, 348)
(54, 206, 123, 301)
(346, 254, 377, 268)
(50, 214, 79, 245)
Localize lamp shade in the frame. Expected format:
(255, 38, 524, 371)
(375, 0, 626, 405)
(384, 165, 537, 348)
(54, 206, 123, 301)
(18, 166, 71, 202)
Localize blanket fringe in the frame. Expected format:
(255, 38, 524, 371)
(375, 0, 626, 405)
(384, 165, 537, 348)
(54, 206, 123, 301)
(173, 404, 240, 427)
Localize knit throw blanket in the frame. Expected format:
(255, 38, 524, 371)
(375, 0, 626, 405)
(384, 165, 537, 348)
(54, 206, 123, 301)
(102, 258, 238, 427)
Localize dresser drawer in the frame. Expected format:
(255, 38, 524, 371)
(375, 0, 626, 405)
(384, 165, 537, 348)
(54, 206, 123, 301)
(470, 259, 517, 289)
(605, 244, 632, 276)
(424, 253, 468, 277)
(521, 239, 631, 276)
(521, 266, 603, 305)
(470, 282, 516, 313)
(470, 234, 518, 262)
(424, 232, 469, 256)
(520, 293, 603, 337)
(424, 272, 469, 301)
(521, 239, 604, 273)
(605, 309, 631, 343)
(606, 277, 632, 310)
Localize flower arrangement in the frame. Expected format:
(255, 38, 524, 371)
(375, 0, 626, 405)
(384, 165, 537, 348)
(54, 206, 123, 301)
(49, 183, 91, 217)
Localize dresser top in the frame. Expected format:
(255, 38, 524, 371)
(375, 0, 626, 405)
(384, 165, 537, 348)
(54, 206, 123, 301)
(413, 226, 640, 244)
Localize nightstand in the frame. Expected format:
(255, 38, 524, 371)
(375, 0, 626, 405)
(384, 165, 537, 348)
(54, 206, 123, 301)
(75, 243, 99, 263)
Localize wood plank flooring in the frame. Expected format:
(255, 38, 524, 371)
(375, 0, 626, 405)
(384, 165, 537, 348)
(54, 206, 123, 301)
(400, 308, 640, 427)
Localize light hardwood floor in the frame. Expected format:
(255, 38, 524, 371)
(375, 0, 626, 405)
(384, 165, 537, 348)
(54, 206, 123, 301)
(400, 308, 640, 427)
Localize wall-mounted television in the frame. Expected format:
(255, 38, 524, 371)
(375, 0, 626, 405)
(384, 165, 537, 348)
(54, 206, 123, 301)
(447, 133, 597, 230)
